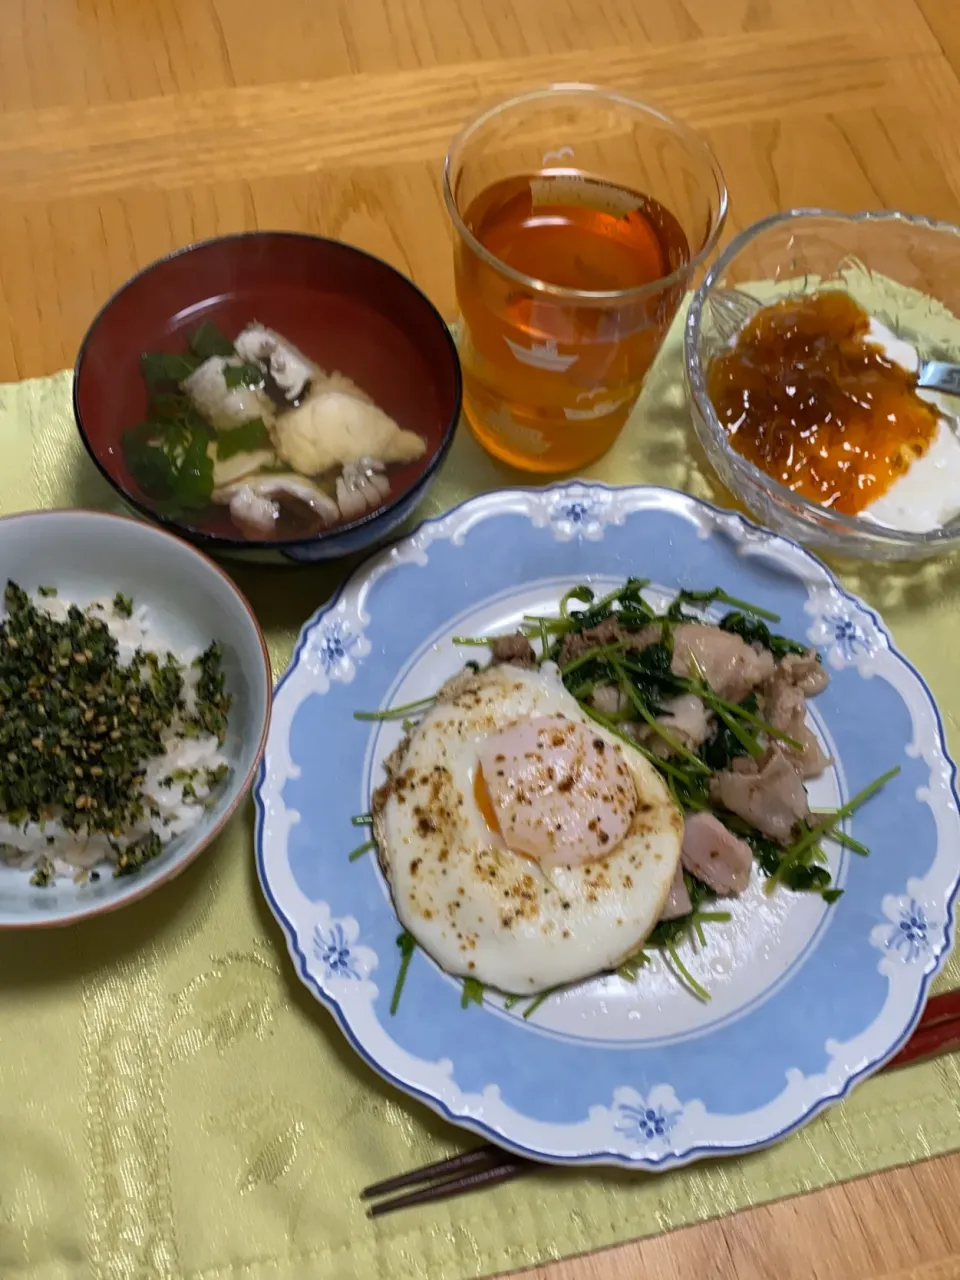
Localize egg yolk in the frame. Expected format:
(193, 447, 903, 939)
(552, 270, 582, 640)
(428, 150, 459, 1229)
(473, 766, 502, 834)
(476, 715, 638, 867)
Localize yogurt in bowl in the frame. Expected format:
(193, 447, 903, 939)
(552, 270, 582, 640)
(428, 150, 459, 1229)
(685, 207, 960, 560)
(859, 318, 960, 532)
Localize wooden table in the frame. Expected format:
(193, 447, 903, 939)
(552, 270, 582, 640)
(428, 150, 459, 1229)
(4, 1, 960, 1276)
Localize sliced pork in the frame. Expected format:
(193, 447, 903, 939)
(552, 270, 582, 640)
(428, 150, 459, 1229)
(710, 746, 810, 843)
(762, 670, 830, 779)
(659, 693, 713, 749)
(559, 618, 776, 704)
(489, 632, 537, 668)
(680, 811, 753, 895)
(659, 861, 692, 920)
(671, 624, 775, 702)
(590, 684, 628, 716)
(558, 619, 658, 666)
(778, 648, 829, 696)
(638, 693, 714, 759)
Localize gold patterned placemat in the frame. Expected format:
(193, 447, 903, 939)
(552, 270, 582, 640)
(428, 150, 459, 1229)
(3, 319, 960, 1280)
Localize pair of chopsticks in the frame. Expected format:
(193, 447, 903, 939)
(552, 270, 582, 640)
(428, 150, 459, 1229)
(361, 988, 960, 1217)
(362, 1147, 532, 1216)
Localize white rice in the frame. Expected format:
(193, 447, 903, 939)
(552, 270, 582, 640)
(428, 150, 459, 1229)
(0, 592, 231, 883)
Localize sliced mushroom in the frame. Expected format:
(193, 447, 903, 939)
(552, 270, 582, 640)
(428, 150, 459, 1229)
(336, 458, 392, 520)
(212, 473, 340, 539)
(208, 446, 277, 489)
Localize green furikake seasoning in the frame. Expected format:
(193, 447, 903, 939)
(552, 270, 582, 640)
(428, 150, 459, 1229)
(0, 582, 232, 878)
(185, 642, 231, 741)
(114, 831, 164, 877)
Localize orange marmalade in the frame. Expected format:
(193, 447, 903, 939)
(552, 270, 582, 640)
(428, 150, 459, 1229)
(705, 291, 940, 515)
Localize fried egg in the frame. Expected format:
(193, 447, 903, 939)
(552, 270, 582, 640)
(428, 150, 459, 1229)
(372, 663, 683, 994)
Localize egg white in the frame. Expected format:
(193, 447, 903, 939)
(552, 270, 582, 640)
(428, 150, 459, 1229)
(372, 663, 684, 994)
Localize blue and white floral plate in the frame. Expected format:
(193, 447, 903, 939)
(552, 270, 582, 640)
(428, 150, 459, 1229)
(254, 484, 960, 1168)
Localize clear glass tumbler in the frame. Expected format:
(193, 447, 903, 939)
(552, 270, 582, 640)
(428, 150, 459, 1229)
(443, 84, 727, 473)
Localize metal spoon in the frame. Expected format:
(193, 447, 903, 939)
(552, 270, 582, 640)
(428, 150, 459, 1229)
(707, 287, 960, 397)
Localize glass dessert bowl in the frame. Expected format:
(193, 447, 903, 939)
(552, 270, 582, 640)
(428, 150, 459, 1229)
(685, 208, 960, 560)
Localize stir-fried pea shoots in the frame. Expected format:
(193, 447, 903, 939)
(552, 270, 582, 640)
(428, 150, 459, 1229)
(0, 582, 232, 882)
(123, 320, 273, 518)
(353, 578, 897, 1011)
(522, 579, 896, 994)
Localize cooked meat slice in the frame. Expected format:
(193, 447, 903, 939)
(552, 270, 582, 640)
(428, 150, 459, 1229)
(762, 671, 830, 779)
(637, 693, 714, 759)
(730, 755, 756, 774)
(710, 746, 809, 843)
(778, 648, 829, 696)
(680, 812, 753, 895)
(671, 624, 775, 702)
(659, 861, 693, 920)
(557, 619, 621, 666)
(558, 619, 658, 666)
(590, 683, 628, 716)
(659, 693, 713, 749)
(489, 632, 537, 668)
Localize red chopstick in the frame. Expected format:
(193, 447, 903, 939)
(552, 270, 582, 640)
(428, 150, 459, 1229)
(884, 988, 960, 1071)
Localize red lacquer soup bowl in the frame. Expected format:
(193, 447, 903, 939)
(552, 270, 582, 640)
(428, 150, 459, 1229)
(73, 232, 462, 563)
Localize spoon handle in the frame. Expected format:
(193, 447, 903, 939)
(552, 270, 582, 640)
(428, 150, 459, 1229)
(917, 361, 960, 398)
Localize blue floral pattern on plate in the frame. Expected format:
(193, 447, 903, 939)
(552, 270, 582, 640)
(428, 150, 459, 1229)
(804, 585, 883, 669)
(317, 621, 359, 673)
(305, 906, 377, 986)
(615, 1099, 683, 1144)
(543, 485, 616, 541)
(872, 893, 937, 964)
(888, 902, 930, 961)
(824, 614, 865, 662)
(314, 921, 360, 980)
(302, 613, 369, 685)
(255, 483, 960, 1169)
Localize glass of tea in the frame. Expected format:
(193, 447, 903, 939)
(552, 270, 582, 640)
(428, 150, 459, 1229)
(443, 84, 727, 472)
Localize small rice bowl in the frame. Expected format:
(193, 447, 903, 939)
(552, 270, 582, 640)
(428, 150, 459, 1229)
(0, 591, 231, 883)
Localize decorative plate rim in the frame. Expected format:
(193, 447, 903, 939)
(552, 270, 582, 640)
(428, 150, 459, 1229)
(254, 482, 960, 1168)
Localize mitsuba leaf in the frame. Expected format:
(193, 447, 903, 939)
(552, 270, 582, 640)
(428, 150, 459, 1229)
(188, 320, 236, 361)
(140, 350, 201, 393)
(122, 418, 214, 515)
(223, 361, 265, 390)
(174, 429, 216, 511)
(215, 418, 271, 460)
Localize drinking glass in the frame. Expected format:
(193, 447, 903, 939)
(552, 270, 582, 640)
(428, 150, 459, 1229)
(443, 84, 727, 472)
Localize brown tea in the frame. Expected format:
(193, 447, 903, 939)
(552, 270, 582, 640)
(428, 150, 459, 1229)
(454, 172, 691, 472)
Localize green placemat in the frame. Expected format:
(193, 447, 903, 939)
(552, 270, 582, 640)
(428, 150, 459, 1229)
(2, 317, 960, 1280)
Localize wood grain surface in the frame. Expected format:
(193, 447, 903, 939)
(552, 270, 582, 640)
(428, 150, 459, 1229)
(5, 1, 960, 1277)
